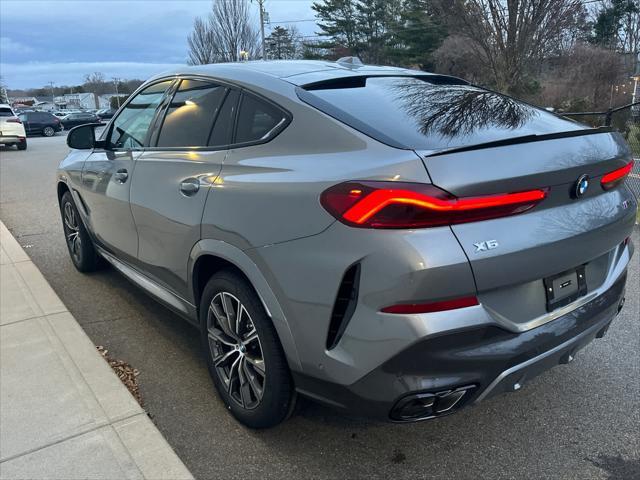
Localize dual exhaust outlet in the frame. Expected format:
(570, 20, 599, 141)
(390, 385, 476, 422)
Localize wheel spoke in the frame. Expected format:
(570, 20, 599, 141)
(227, 355, 241, 393)
(71, 235, 81, 257)
(244, 355, 265, 376)
(242, 358, 263, 400)
(221, 293, 240, 337)
(237, 359, 249, 407)
(213, 348, 238, 367)
(208, 327, 236, 347)
(235, 305, 246, 336)
(209, 304, 235, 340)
(243, 328, 258, 345)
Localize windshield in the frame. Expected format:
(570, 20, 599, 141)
(299, 76, 584, 151)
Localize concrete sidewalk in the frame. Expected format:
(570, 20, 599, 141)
(0, 221, 192, 480)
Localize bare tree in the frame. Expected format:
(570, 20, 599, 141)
(537, 43, 626, 111)
(187, 0, 260, 64)
(83, 72, 109, 95)
(439, 0, 586, 93)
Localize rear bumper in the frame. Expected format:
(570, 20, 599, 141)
(0, 135, 25, 145)
(294, 269, 628, 421)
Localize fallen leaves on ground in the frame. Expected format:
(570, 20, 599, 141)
(96, 345, 144, 407)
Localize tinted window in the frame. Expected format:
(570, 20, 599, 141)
(109, 80, 171, 149)
(299, 76, 583, 151)
(235, 94, 286, 144)
(157, 80, 226, 147)
(209, 89, 239, 147)
(0, 107, 13, 117)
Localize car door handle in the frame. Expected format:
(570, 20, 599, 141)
(114, 169, 128, 183)
(179, 178, 200, 196)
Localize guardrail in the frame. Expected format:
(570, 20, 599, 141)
(562, 102, 640, 202)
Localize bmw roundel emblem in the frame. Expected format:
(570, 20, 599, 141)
(574, 174, 589, 198)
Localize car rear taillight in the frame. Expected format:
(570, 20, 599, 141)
(320, 181, 548, 229)
(381, 296, 479, 314)
(6, 117, 22, 124)
(601, 160, 634, 190)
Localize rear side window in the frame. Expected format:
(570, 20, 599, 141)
(298, 76, 583, 151)
(235, 94, 287, 144)
(157, 80, 227, 147)
(209, 89, 239, 147)
(0, 107, 13, 117)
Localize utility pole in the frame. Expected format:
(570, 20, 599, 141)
(112, 77, 121, 108)
(254, 0, 267, 60)
(48, 81, 55, 109)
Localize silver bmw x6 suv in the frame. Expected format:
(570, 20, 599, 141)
(57, 60, 636, 428)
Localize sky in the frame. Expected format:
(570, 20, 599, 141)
(0, 0, 316, 89)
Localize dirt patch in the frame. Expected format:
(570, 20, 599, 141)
(96, 346, 144, 407)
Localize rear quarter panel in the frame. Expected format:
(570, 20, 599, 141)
(201, 93, 431, 249)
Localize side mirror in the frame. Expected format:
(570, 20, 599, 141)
(67, 123, 103, 150)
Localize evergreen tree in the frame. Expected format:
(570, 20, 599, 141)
(266, 26, 298, 59)
(312, 0, 361, 55)
(592, 0, 640, 52)
(311, 0, 445, 66)
(390, 0, 447, 69)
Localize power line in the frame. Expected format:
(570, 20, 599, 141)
(266, 19, 316, 24)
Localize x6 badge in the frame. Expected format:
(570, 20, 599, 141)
(474, 240, 499, 252)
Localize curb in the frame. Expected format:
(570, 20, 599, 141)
(0, 220, 193, 480)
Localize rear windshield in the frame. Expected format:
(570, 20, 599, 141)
(298, 77, 583, 151)
(0, 108, 14, 117)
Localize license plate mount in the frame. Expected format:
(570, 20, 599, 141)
(543, 265, 587, 312)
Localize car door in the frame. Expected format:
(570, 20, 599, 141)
(18, 114, 31, 134)
(79, 79, 174, 262)
(130, 79, 236, 298)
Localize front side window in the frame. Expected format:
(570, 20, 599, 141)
(157, 80, 227, 147)
(0, 107, 14, 117)
(109, 80, 172, 149)
(235, 94, 287, 144)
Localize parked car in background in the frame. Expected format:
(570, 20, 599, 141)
(53, 111, 68, 118)
(19, 111, 63, 137)
(57, 60, 636, 428)
(97, 108, 116, 121)
(0, 104, 27, 150)
(60, 112, 100, 129)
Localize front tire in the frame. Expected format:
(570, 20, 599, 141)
(43, 126, 55, 137)
(60, 191, 102, 272)
(200, 271, 295, 428)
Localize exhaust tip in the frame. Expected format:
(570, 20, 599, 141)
(390, 385, 476, 422)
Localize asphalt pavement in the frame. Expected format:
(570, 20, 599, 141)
(1, 134, 638, 480)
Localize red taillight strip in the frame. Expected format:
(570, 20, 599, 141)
(381, 296, 479, 314)
(343, 188, 547, 225)
(601, 161, 634, 189)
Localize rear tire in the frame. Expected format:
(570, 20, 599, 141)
(43, 126, 55, 137)
(17, 140, 27, 150)
(60, 191, 102, 272)
(200, 270, 296, 428)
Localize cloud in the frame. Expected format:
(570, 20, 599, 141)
(0, 37, 34, 55)
(0, 61, 185, 89)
